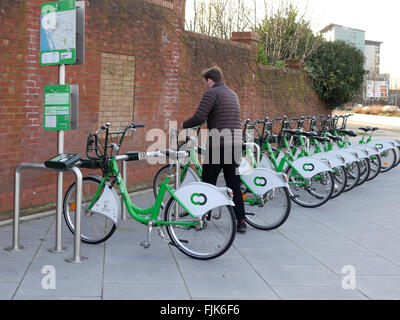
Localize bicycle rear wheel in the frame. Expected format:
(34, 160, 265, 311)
(343, 161, 361, 192)
(164, 198, 236, 260)
(356, 158, 371, 186)
(63, 177, 116, 244)
(153, 164, 198, 205)
(330, 166, 347, 199)
(366, 155, 381, 181)
(243, 186, 291, 230)
(286, 168, 334, 208)
(380, 148, 397, 172)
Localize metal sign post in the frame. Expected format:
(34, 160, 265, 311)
(49, 64, 67, 253)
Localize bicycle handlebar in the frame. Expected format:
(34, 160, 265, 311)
(86, 122, 146, 161)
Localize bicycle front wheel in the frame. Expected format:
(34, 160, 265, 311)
(243, 186, 291, 230)
(164, 198, 236, 260)
(63, 177, 116, 244)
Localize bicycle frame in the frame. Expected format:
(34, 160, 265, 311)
(258, 132, 309, 186)
(88, 157, 197, 229)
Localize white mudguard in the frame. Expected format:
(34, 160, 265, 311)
(259, 154, 276, 171)
(173, 182, 235, 219)
(90, 181, 121, 226)
(310, 152, 345, 168)
(179, 167, 200, 187)
(325, 149, 358, 165)
(343, 146, 368, 159)
(240, 168, 289, 197)
(376, 138, 400, 147)
(350, 144, 380, 156)
(239, 157, 255, 175)
(366, 140, 395, 152)
(289, 156, 332, 179)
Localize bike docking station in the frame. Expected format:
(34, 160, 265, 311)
(5, 0, 87, 263)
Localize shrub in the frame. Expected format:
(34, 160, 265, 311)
(305, 40, 366, 109)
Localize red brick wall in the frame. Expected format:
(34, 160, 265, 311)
(0, 0, 329, 219)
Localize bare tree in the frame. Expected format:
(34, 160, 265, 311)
(256, 0, 323, 66)
(186, 0, 259, 39)
(186, 0, 322, 66)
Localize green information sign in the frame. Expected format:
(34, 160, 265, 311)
(40, 0, 76, 65)
(44, 85, 72, 130)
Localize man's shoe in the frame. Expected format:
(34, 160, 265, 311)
(237, 219, 247, 233)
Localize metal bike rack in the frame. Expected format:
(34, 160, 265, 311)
(5, 162, 87, 264)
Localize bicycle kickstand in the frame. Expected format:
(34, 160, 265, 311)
(140, 220, 154, 249)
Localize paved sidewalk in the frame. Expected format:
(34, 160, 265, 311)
(1, 136, 400, 300)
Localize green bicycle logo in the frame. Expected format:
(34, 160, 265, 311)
(254, 176, 267, 187)
(302, 163, 315, 171)
(190, 193, 207, 206)
(375, 143, 383, 150)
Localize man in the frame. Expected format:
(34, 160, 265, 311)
(182, 66, 247, 233)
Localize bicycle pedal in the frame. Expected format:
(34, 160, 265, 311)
(140, 240, 151, 249)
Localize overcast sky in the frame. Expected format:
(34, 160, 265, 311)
(185, 0, 400, 86)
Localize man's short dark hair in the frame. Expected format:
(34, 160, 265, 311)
(202, 66, 223, 83)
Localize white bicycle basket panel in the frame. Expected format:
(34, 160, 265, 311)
(90, 182, 121, 226)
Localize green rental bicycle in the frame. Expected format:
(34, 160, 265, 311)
(63, 122, 237, 260)
(334, 114, 398, 173)
(249, 117, 335, 208)
(153, 126, 292, 231)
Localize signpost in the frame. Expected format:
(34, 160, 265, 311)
(38, 0, 85, 260)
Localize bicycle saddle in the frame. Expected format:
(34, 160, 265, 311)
(325, 133, 342, 142)
(301, 131, 318, 137)
(313, 136, 331, 142)
(283, 128, 303, 135)
(359, 126, 379, 132)
(337, 129, 357, 137)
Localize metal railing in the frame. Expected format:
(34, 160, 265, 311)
(5, 163, 87, 264)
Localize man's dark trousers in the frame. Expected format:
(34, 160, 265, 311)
(202, 144, 245, 221)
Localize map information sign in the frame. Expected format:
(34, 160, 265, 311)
(40, 0, 76, 65)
